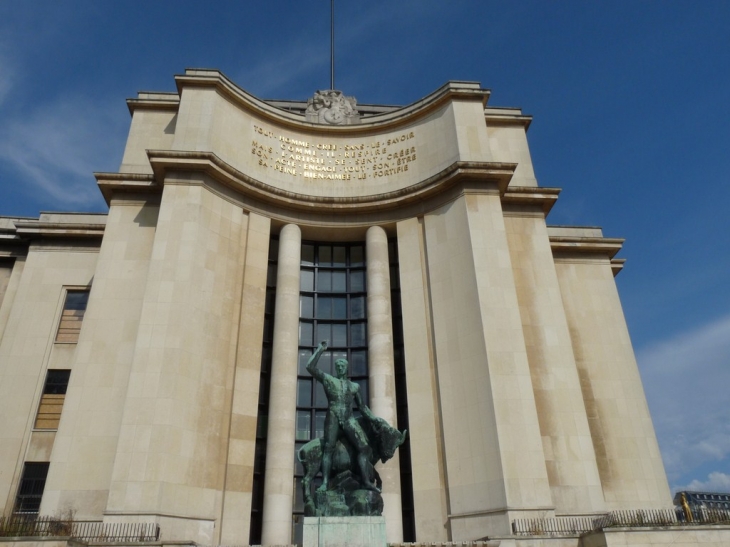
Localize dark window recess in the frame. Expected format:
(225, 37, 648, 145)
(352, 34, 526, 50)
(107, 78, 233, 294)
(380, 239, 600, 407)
(34, 370, 71, 429)
(389, 239, 415, 542)
(14, 462, 50, 514)
(249, 236, 278, 546)
(56, 290, 90, 343)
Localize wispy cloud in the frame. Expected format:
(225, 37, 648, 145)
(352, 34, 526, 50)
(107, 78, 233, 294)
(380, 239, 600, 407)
(0, 94, 126, 209)
(637, 314, 730, 484)
(676, 471, 730, 493)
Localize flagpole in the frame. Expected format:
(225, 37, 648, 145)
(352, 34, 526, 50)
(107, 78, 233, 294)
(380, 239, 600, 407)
(330, 0, 335, 89)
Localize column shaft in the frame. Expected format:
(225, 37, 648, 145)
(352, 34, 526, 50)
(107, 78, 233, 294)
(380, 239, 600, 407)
(366, 225, 404, 542)
(261, 224, 301, 546)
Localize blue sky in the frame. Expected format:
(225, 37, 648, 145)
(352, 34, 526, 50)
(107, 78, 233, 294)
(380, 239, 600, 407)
(1, 1, 729, 496)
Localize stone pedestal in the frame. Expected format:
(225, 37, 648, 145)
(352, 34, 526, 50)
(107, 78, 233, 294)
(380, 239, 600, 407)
(303, 516, 387, 547)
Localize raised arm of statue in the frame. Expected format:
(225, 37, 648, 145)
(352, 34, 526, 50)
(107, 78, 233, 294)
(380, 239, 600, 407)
(306, 340, 328, 382)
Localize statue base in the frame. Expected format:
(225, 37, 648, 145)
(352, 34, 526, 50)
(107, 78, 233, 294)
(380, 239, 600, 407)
(302, 516, 386, 547)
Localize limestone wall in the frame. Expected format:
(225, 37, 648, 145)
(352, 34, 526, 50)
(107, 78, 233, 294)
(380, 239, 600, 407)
(104, 183, 248, 543)
(40, 198, 160, 519)
(554, 254, 671, 510)
(0, 245, 99, 514)
(504, 210, 604, 515)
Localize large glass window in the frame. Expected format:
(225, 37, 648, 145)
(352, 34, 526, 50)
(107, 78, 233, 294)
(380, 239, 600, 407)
(293, 242, 368, 536)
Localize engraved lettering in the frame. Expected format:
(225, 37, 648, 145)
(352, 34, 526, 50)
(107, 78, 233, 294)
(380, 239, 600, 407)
(251, 123, 419, 181)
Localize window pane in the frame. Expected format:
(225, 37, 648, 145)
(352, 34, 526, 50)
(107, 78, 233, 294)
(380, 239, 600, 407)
(294, 477, 305, 511)
(299, 295, 313, 318)
(355, 379, 369, 404)
(351, 296, 365, 319)
(390, 293, 401, 318)
(390, 266, 400, 289)
(332, 246, 346, 266)
(388, 240, 397, 263)
(268, 238, 279, 261)
(300, 269, 314, 292)
(315, 411, 327, 438)
(315, 382, 328, 408)
(351, 322, 367, 346)
(350, 351, 367, 377)
(15, 462, 50, 513)
(316, 323, 331, 346)
(299, 322, 313, 346)
(332, 324, 347, 347)
(350, 270, 365, 292)
(295, 445, 305, 475)
(350, 246, 364, 267)
(258, 380, 269, 407)
(267, 264, 278, 287)
(318, 352, 333, 375)
(316, 296, 331, 319)
(297, 379, 312, 407)
(317, 270, 332, 292)
(64, 291, 89, 311)
(393, 319, 404, 345)
(332, 297, 347, 319)
(263, 317, 273, 343)
(44, 370, 70, 395)
(319, 246, 332, 266)
(332, 271, 346, 292)
(301, 244, 314, 266)
(261, 346, 273, 371)
(266, 291, 277, 314)
(298, 349, 313, 375)
(296, 411, 311, 440)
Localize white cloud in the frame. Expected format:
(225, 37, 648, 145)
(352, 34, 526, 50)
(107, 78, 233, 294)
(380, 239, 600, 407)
(0, 94, 126, 209)
(637, 314, 730, 481)
(676, 471, 730, 493)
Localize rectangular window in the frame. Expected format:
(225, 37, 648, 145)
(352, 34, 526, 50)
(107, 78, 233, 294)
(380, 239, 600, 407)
(34, 370, 71, 430)
(56, 289, 89, 344)
(14, 462, 50, 515)
(55, 289, 89, 343)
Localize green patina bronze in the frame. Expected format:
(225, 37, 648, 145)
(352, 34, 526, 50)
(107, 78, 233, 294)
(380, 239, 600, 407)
(298, 341, 407, 517)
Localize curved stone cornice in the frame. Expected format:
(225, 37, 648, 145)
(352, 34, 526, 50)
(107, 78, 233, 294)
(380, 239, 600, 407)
(174, 69, 490, 133)
(144, 149, 515, 215)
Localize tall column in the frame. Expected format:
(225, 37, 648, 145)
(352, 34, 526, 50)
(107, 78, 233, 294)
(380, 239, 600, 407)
(261, 223, 301, 546)
(366, 225, 403, 543)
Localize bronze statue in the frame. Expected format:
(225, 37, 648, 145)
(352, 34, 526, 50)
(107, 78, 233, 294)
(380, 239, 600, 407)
(298, 340, 407, 516)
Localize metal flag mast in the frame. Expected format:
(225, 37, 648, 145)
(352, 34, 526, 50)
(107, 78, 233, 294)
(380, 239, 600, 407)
(330, 0, 335, 90)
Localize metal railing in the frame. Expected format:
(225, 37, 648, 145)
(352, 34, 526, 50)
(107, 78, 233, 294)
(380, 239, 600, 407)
(677, 506, 730, 524)
(591, 508, 677, 528)
(513, 507, 730, 536)
(0, 515, 160, 541)
(512, 516, 595, 536)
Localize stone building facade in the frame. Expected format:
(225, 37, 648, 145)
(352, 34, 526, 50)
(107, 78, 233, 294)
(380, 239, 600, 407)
(0, 70, 672, 545)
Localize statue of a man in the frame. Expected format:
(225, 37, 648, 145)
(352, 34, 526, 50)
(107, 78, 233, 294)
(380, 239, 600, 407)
(306, 340, 380, 492)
